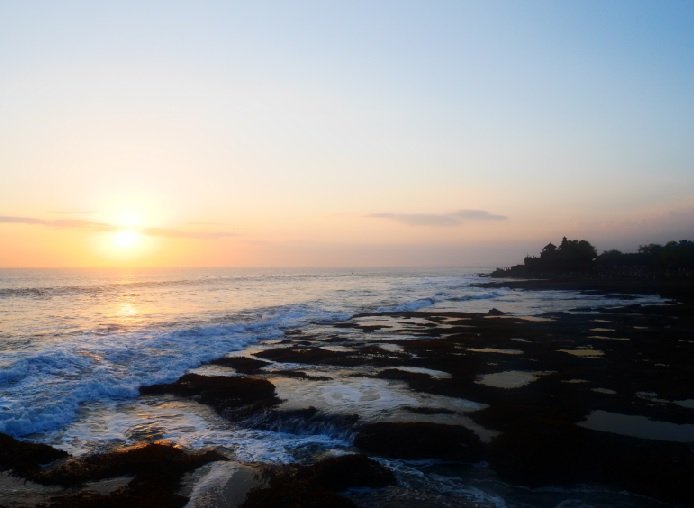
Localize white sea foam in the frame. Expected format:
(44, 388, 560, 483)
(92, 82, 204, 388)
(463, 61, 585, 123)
(376, 297, 438, 313)
(375, 291, 501, 313)
(0, 304, 347, 436)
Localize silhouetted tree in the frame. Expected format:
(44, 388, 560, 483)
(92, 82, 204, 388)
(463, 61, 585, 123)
(498, 238, 694, 278)
(541, 243, 557, 256)
(553, 238, 597, 272)
(523, 237, 597, 273)
(596, 249, 629, 268)
(596, 240, 694, 273)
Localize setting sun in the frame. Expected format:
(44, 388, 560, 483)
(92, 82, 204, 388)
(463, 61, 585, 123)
(113, 229, 141, 249)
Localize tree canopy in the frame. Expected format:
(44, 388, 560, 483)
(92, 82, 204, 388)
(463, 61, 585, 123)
(525, 237, 597, 273)
(493, 238, 694, 277)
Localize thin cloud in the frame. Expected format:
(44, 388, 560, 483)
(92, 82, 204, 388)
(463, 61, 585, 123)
(367, 209, 507, 227)
(47, 209, 97, 215)
(450, 209, 507, 221)
(0, 216, 114, 230)
(0, 215, 237, 239)
(369, 213, 460, 227)
(0, 216, 45, 226)
(185, 221, 232, 226)
(143, 227, 237, 239)
(48, 219, 116, 231)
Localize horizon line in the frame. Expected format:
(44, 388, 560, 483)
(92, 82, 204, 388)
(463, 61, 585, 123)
(0, 265, 497, 270)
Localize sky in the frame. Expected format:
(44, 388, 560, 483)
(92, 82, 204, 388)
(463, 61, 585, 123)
(1, 0, 693, 267)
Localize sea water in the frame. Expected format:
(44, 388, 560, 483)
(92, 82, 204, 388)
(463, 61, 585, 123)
(0, 267, 668, 506)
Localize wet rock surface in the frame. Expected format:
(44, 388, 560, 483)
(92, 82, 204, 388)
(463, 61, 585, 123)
(241, 454, 395, 508)
(354, 422, 484, 460)
(239, 304, 694, 505)
(140, 373, 281, 417)
(245, 406, 359, 437)
(205, 357, 271, 374)
(0, 438, 224, 507)
(488, 419, 694, 505)
(0, 433, 68, 477)
(4, 301, 693, 506)
(254, 346, 402, 367)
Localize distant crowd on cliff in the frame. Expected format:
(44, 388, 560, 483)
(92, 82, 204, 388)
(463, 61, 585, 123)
(492, 238, 694, 279)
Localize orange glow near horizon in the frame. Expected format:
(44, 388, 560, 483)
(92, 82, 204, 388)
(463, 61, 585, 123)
(0, 201, 692, 268)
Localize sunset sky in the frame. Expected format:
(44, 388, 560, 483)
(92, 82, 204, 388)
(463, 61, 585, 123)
(1, 1, 693, 267)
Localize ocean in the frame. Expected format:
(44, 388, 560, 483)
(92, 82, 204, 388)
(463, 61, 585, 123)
(0, 267, 667, 506)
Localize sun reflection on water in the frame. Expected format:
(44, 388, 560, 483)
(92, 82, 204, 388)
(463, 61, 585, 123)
(119, 303, 138, 316)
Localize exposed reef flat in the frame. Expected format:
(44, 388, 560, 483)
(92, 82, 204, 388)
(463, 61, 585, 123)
(476, 276, 694, 302)
(246, 304, 694, 505)
(2, 303, 693, 506)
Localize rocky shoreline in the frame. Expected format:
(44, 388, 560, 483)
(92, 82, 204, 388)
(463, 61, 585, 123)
(477, 275, 694, 303)
(2, 299, 693, 506)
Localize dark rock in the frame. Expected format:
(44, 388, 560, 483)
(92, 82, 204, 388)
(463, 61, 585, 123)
(246, 407, 358, 439)
(0, 432, 68, 476)
(487, 308, 505, 315)
(303, 454, 396, 490)
(241, 454, 394, 508)
(401, 405, 456, 415)
(254, 347, 360, 366)
(271, 370, 333, 381)
(377, 368, 434, 383)
(332, 322, 358, 329)
(243, 485, 355, 508)
(41, 441, 225, 507)
(255, 343, 408, 368)
(354, 422, 484, 460)
(205, 356, 271, 374)
(375, 368, 446, 395)
(489, 419, 694, 505)
(140, 374, 280, 416)
(36, 441, 225, 486)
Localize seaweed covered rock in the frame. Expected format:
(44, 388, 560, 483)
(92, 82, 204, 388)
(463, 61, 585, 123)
(0, 432, 68, 476)
(245, 406, 358, 438)
(41, 441, 225, 507)
(254, 347, 360, 366)
(303, 453, 396, 491)
(0, 434, 224, 507)
(354, 422, 484, 460)
(205, 356, 271, 374)
(140, 373, 280, 415)
(242, 454, 395, 508)
(254, 345, 403, 367)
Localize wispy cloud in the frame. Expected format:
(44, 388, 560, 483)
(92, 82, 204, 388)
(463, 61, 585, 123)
(451, 210, 507, 221)
(185, 221, 231, 226)
(47, 209, 97, 215)
(367, 209, 507, 227)
(0, 216, 115, 231)
(142, 227, 237, 239)
(0, 215, 237, 239)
